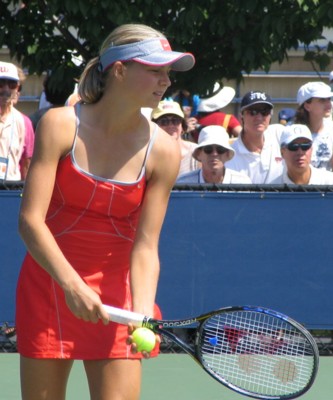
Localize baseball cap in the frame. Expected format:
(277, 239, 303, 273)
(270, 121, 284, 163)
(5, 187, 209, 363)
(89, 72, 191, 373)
(100, 37, 195, 72)
(278, 108, 296, 123)
(240, 91, 273, 111)
(297, 82, 333, 105)
(151, 100, 184, 120)
(280, 124, 313, 147)
(0, 62, 19, 81)
(197, 85, 235, 112)
(193, 125, 235, 161)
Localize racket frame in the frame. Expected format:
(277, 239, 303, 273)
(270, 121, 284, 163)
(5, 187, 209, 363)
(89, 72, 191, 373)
(103, 304, 319, 400)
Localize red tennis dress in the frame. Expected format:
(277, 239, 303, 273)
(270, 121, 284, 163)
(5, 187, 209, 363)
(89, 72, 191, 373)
(16, 118, 161, 359)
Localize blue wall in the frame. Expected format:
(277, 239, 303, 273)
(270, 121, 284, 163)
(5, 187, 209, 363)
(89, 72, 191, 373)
(1, 190, 333, 329)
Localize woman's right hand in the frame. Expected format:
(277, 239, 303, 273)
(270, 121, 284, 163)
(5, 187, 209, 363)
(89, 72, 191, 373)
(63, 280, 110, 325)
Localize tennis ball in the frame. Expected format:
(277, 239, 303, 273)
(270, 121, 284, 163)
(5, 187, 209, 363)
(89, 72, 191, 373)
(132, 327, 156, 353)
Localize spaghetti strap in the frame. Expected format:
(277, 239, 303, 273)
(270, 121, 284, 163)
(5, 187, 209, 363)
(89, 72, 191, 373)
(69, 107, 158, 184)
(137, 123, 159, 180)
(70, 103, 81, 159)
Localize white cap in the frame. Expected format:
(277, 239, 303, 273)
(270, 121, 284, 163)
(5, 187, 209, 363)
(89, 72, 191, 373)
(193, 125, 235, 161)
(197, 85, 235, 112)
(297, 82, 333, 105)
(280, 124, 313, 146)
(0, 62, 19, 81)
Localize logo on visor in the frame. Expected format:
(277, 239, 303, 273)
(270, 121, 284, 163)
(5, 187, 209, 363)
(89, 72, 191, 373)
(160, 38, 171, 51)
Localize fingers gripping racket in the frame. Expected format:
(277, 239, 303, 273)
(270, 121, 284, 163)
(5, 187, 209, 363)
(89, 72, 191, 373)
(103, 304, 318, 400)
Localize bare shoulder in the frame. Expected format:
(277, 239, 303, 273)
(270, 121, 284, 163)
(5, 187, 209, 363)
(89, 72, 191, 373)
(147, 124, 181, 183)
(35, 106, 77, 158)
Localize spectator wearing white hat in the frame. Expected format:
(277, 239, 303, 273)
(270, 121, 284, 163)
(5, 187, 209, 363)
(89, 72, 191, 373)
(177, 125, 251, 184)
(295, 81, 333, 171)
(151, 100, 200, 177)
(0, 61, 34, 180)
(269, 124, 333, 185)
(225, 91, 283, 184)
(194, 85, 242, 141)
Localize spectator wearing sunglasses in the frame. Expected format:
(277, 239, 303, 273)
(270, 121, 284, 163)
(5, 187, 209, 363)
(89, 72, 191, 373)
(295, 82, 333, 171)
(0, 61, 34, 180)
(269, 124, 333, 185)
(225, 90, 283, 184)
(151, 100, 200, 176)
(176, 125, 251, 184)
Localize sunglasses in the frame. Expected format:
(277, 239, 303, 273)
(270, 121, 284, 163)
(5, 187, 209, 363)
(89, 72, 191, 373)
(202, 145, 228, 155)
(157, 117, 182, 126)
(0, 79, 19, 89)
(246, 108, 271, 117)
(286, 142, 312, 152)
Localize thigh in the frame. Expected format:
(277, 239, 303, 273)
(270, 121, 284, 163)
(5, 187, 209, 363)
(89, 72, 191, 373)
(84, 359, 142, 400)
(20, 356, 74, 400)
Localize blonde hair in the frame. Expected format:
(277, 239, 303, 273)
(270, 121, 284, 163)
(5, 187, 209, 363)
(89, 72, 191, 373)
(78, 24, 165, 104)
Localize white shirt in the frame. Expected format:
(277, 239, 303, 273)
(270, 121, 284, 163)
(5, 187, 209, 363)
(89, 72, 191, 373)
(270, 164, 333, 185)
(225, 124, 284, 184)
(176, 168, 252, 184)
(311, 119, 333, 171)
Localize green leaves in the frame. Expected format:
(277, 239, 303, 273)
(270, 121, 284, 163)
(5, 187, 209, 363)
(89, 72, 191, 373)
(1, 0, 333, 94)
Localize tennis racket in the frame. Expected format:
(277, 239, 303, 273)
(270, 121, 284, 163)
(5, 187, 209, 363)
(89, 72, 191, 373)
(103, 304, 319, 400)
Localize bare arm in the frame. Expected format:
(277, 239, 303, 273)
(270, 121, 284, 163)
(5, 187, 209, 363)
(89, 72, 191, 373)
(20, 157, 31, 180)
(130, 127, 181, 317)
(18, 107, 109, 324)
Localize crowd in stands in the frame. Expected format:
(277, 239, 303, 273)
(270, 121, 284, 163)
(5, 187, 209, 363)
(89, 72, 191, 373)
(2, 59, 333, 186)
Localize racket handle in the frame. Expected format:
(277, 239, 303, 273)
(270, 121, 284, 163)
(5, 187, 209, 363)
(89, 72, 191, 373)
(102, 304, 145, 327)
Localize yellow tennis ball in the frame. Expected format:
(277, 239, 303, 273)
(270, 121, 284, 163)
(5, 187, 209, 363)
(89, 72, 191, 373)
(132, 327, 156, 352)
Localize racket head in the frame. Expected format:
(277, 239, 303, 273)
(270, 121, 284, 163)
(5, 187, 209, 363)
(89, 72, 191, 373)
(195, 306, 319, 399)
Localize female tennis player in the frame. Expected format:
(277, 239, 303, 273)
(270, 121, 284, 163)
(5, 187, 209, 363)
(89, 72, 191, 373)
(16, 23, 194, 400)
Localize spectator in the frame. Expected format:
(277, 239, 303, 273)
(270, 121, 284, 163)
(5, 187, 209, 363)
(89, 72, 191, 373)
(225, 90, 283, 184)
(269, 124, 333, 185)
(29, 73, 74, 130)
(0, 61, 34, 180)
(170, 88, 199, 117)
(194, 84, 242, 140)
(177, 125, 251, 184)
(165, 89, 200, 139)
(295, 81, 333, 171)
(151, 100, 200, 176)
(15, 23, 194, 400)
(278, 108, 296, 126)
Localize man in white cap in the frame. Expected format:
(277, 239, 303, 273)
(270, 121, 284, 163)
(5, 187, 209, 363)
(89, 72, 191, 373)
(176, 125, 251, 184)
(0, 61, 34, 180)
(294, 81, 333, 171)
(225, 90, 283, 184)
(269, 124, 333, 185)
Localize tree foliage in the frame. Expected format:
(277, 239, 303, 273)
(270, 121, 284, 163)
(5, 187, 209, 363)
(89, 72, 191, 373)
(1, 0, 333, 95)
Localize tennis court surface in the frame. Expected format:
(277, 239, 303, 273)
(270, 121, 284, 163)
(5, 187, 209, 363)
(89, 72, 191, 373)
(1, 354, 332, 399)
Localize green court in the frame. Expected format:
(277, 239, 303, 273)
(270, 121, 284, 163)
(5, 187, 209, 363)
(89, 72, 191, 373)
(1, 354, 332, 399)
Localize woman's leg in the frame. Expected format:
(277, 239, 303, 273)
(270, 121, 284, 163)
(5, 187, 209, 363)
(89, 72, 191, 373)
(20, 356, 74, 400)
(84, 359, 142, 400)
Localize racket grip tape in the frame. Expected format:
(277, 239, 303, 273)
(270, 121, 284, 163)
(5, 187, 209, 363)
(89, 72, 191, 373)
(102, 304, 145, 327)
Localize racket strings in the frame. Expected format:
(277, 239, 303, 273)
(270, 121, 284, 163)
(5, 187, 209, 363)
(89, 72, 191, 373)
(198, 311, 317, 398)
